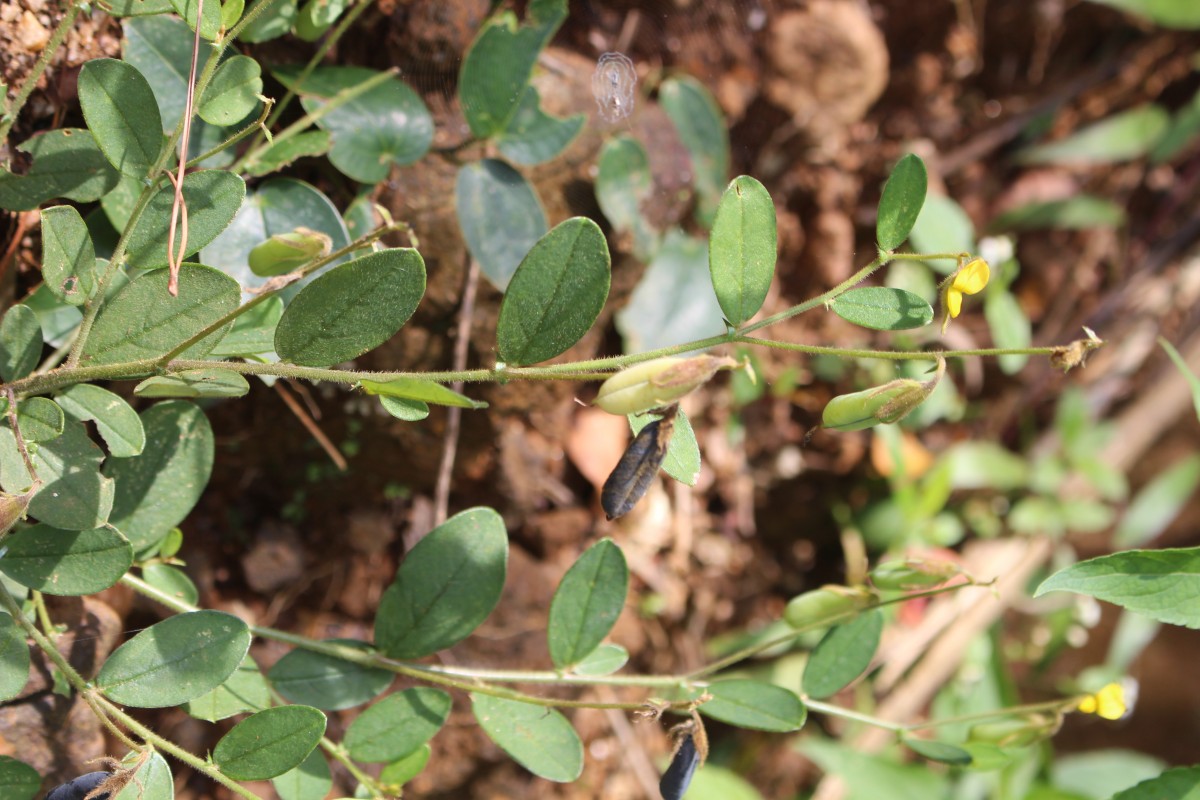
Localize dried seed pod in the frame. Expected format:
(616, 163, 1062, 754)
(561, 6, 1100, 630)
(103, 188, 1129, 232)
(595, 355, 737, 416)
(660, 712, 708, 800)
(45, 772, 112, 800)
(600, 407, 677, 520)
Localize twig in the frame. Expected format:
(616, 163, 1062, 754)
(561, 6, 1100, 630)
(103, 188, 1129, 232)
(433, 256, 480, 526)
(273, 380, 347, 471)
(167, 0, 204, 296)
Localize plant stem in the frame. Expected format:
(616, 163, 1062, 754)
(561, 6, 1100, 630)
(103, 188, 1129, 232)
(734, 336, 1060, 361)
(738, 257, 884, 335)
(803, 698, 906, 732)
(0, 0, 82, 142)
(185, 99, 275, 169)
(902, 698, 1075, 732)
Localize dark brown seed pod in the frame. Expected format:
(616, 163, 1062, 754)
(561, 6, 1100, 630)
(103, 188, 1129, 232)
(660, 711, 708, 800)
(600, 406, 678, 520)
(45, 772, 112, 800)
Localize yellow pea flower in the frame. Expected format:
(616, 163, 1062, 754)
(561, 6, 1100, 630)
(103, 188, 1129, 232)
(1076, 682, 1127, 720)
(941, 257, 990, 332)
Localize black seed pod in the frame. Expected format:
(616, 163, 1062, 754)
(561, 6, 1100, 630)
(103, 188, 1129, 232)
(601, 407, 677, 520)
(45, 771, 111, 800)
(659, 731, 699, 800)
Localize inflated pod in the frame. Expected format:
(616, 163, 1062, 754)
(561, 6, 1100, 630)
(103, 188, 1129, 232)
(869, 558, 962, 590)
(820, 356, 945, 433)
(595, 355, 737, 416)
(783, 585, 874, 629)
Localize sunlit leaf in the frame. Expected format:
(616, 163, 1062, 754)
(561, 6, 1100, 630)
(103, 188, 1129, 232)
(472, 694, 583, 782)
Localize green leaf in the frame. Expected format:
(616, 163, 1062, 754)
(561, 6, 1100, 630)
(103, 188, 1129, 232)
(1019, 105, 1170, 165)
(96, 609, 251, 707)
(984, 287, 1031, 375)
(801, 738, 948, 800)
(200, 55, 263, 125)
(1053, 749, 1167, 799)
(458, 0, 567, 138)
(344, 687, 452, 763)
(572, 643, 628, 676)
(1152, 89, 1200, 163)
(496, 86, 585, 165)
(595, 135, 659, 261)
(375, 507, 508, 659)
(221, 0, 244, 29)
(1086, 0, 1200, 30)
(135, 369, 251, 399)
(496, 217, 611, 365)
(659, 76, 729, 227)
(294, 0, 347, 40)
(201, 178, 352, 294)
(1116, 455, 1200, 548)
(104, 400, 215, 551)
(1160, 337, 1200, 421)
(40, 205, 96, 305)
(237, 0, 296, 41)
(169, 0, 222, 39)
(360, 377, 486, 409)
(1111, 766, 1200, 800)
(0, 128, 120, 211)
(77, 58, 163, 177)
(279, 66, 433, 183)
(184, 654, 270, 721)
(10, 397, 64, 443)
(831, 287, 933, 331)
(700, 679, 807, 732)
(616, 229, 726, 353)
(548, 538, 628, 669)
(272, 748, 332, 800)
(803, 609, 883, 698)
(123, 170, 246, 271)
(0, 525, 132, 595)
(0, 756, 39, 800)
(56, 384, 145, 457)
(0, 615, 30, 703)
(909, 194, 975, 273)
(629, 408, 701, 486)
(876, 154, 928, 251)
(0, 305, 42, 381)
(708, 176, 777, 325)
(213, 705, 327, 781)
(455, 159, 548, 291)
(380, 745, 431, 787)
(268, 640, 393, 711)
(82, 264, 240, 366)
(472, 694, 583, 782)
(210, 296, 283, 358)
(1035, 547, 1200, 628)
(683, 765, 765, 800)
(244, 130, 332, 177)
(904, 738, 974, 765)
(379, 396, 428, 421)
(988, 196, 1126, 231)
(142, 562, 199, 605)
(0, 421, 113, 530)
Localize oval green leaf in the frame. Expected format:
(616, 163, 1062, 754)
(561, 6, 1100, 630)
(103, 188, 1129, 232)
(496, 217, 611, 365)
(96, 610, 251, 707)
(595, 135, 658, 261)
(268, 640, 393, 711)
(380, 745, 431, 787)
(375, 507, 508, 659)
(455, 159, 548, 291)
(0, 615, 30, 703)
(0, 128, 119, 212)
(659, 75, 729, 227)
(0, 525, 132, 596)
(700, 679, 807, 732)
(802, 608, 883, 699)
(275, 248, 426, 367)
(169, 0, 221, 39)
(213, 704, 327, 781)
(124, 171, 246, 270)
(831, 287, 934, 331)
(0, 756, 39, 800)
(1034, 547, 1200, 628)
(571, 643, 628, 676)
(709, 175, 776, 325)
(115, 751, 172, 800)
(0, 305, 42, 382)
(271, 748, 331, 800)
(200, 55, 263, 126)
(904, 738, 974, 766)
(142, 562, 199, 606)
(380, 396, 429, 421)
(360, 377, 486, 410)
(184, 654, 270, 722)
(472, 694, 583, 783)
(1112, 766, 1200, 800)
(0, 420, 113, 530)
(496, 86, 585, 166)
(12, 397, 64, 443)
(82, 264, 240, 365)
(344, 687, 452, 763)
(548, 538, 628, 669)
(41, 205, 97, 305)
(104, 400, 214, 551)
(876, 154, 928, 251)
(56, 384, 145, 457)
(134, 369, 251, 399)
(77, 58, 163, 177)
(1019, 104, 1171, 166)
(1115, 455, 1200, 548)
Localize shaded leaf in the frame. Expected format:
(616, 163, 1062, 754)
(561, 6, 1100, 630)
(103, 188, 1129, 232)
(209, 296, 283, 358)
(56, 384, 145, 457)
(0, 525, 132, 595)
(548, 538, 628, 669)
(96, 610, 251, 707)
(831, 287, 933, 331)
(876, 154, 928, 251)
(472, 694, 583, 782)
(213, 705, 327, 781)
(0, 615, 30, 703)
(0, 421, 113, 531)
(1019, 105, 1170, 165)
(659, 76, 728, 226)
(0, 757, 39, 800)
(344, 687, 452, 763)
(379, 745, 431, 787)
(40, 206, 97, 305)
(595, 135, 658, 260)
(200, 55, 263, 126)
(272, 748, 332, 800)
(1115, 455, 1200, 547)
(237, 0, 296, 41)
(77, 58, 163, 177)
(904, 738, 974, 766)
(909, 194, 975, 274)
(1160, 338, 1200, 421)
(135, 369, 251, 399)
(244, 131, 332, 177)
(455, 159, 547, 291)
(0, 305, 42, 381)
(496, 86, 585, 166)
(988, 196, 1126, 231)
(0, 128, 119, 212)
(709, 176, 776, 325)
(496, 217, 610, 365)
(1111, 766, 1200, 800)
(10, 397, 64, 443)
(268, 640, 393, 711)
(184, 654, 270, 722)
(375, 507, 508, 658)
(700, 679, 807, 732)
(123, 170, 246, 270)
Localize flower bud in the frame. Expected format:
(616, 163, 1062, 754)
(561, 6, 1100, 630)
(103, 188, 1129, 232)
(783, 585, 874, 629)
(820, 357, 944, 433)
(869, 558, 962, 591)
(595, 355, 737, 416)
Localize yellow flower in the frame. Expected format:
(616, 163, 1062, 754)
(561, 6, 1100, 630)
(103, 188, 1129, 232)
(1076, 682, 1127, 720)
(941, 257, 990, 332)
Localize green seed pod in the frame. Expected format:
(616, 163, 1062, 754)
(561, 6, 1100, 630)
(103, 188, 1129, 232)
(247, 228, 332, 277)
(595, 355, 738, 416)
(967, 714, 1059, 748)
(783, 585, 874, 629)
(870, 558, 962, 591)
(820, 356, 945, 432)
